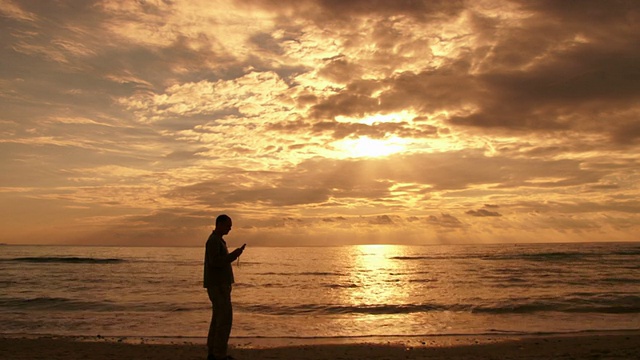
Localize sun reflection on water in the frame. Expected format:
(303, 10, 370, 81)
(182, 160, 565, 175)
(347, 244, 410, 307)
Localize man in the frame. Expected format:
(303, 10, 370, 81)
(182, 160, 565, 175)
(203, 214, 245, 360)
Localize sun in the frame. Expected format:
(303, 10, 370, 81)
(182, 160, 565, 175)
(327, 111, 416, 158)
(335, 136, 408, 158)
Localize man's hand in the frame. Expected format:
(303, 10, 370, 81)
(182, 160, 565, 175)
(231, 244, 246, 257)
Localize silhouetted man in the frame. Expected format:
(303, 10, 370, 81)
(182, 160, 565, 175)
(204, 214, 245, 360)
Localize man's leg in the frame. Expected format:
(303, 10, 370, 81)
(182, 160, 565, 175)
(206, 288, 218, 358)
(208, 285, 233, 359)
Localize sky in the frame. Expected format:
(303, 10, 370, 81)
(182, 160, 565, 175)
(1, 0, 639, 247)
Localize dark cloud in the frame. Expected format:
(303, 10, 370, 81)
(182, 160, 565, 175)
(316, 0, 464, 19)
(466, 209, 502, 217)
(238, 0, 466, 23)
(0, 1, 241, 140)
(169, 177, 333, 208)
(79, 208, 215, 246)
(311, 87, 381, 120)
(518, 0, 639, 30)
(164, 147, 208, 161)
(286, 0, 640, 145)
(310, 120, 439, 140)
(230, 187, 330, 206)
(462, 2, 639, 140)
(249, 32, 285, 55)
(287, 143, 309, 150)
(317, 56, 365, 84)
(452, 44, 640, 130)
(369, 214, 395, 225)
(265, 119, 309, 133)
(588, 184, 620, 190)
(427, 213, 463, 228)
(322, 216, 347, 222)
(310, 59, 477, 121)
(514, 199, 640, 215)
(611, 120, 640, 145)
(167, 149, 606, 212)
(310, 39, 640, 140)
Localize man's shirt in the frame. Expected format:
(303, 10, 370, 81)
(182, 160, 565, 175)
(203, 232, 235, 287)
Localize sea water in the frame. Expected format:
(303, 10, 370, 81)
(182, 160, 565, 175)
(1, 243, 639, 341)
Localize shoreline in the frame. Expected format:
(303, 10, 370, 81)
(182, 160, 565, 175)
(2, 330, 640, 359)
(2, 328, 640, 346)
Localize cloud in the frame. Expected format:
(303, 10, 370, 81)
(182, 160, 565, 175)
(238, 0, 466, 22)
(120, 71, 291, 123)
(161, 148, 608, 217)
(2, 0, 640, 245)
(0, 0, 39, 22)
(427, 214, 463, 228)
(310, 119, 440, 140)
(466, 209, 502, 217)
(369, 214, 396, 225)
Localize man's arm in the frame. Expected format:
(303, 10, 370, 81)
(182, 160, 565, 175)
(207, 241, 245, 267)
(227, 245, 244, 262)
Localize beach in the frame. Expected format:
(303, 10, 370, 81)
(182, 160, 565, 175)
(1, 331, 639, 360)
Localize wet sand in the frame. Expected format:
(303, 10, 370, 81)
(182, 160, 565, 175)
(1, 331, 639, 359)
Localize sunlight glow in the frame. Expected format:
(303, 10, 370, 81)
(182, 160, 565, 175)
(336, 110, 416, 125)
(335, 136, 408, 158)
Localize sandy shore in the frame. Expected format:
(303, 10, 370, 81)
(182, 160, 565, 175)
(1, 331, 639, 359)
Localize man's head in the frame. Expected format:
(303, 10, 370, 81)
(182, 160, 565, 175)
(215, 214, 232, 235)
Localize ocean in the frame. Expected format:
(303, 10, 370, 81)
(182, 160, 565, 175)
(1, 243, 639, 342)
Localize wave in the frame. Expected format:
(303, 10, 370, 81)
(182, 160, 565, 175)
(482, 251, 589, 262)
(0, 280, 16, 287)
(611, 248, 640, 256)
(226, 328, 640, 339)
(237, 295, 640, 316)
(0, 296, 210, 313)
(389, 255, 472, 261)
(390, 256, 434, 260)
(391, 247, 640, 263)
(5, 257, 126, 264)
(0, 297, 124, 311)
(601, 277, 640, 284)
(389, 252, 590, 262)
(259, 271, 347, 276)
(325, 283, 359, 289)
